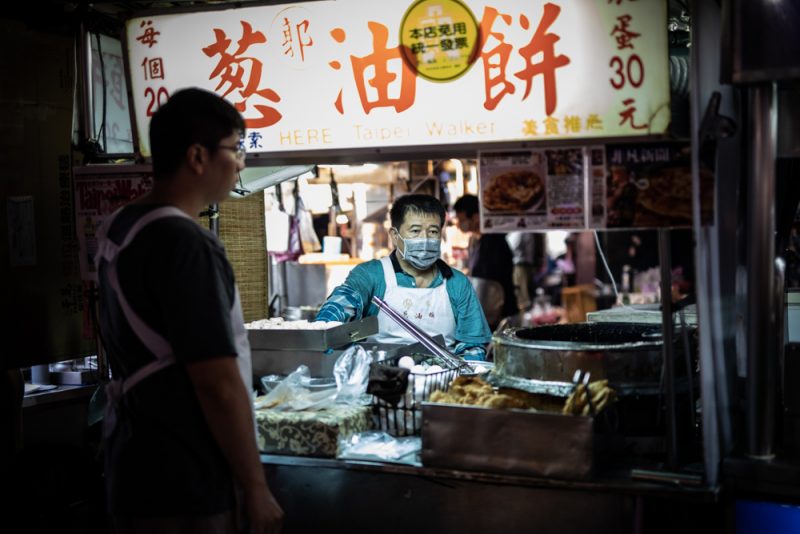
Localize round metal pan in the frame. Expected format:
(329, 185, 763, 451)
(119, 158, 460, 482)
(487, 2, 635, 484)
(492, 322, 686, 392)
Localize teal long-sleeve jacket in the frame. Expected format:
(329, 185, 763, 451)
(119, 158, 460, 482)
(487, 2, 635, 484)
(315, 251, 491, 360)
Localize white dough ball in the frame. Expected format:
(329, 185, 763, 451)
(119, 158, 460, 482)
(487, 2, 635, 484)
(398, 356, 415, 370)
(410, 364, 426, 374)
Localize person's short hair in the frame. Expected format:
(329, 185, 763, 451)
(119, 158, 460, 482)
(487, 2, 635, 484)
(149, 87, 245, 180)
(390, 194, 446, 228)
(453, 194, 480, 217)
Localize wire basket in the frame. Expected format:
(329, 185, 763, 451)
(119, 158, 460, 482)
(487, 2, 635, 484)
(372, 353, 464, 437)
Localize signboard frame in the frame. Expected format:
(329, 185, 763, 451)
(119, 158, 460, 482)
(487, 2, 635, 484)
(120, 0, 672, 165)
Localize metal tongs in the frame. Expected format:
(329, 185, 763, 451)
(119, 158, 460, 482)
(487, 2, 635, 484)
(372, 296, 465, 370)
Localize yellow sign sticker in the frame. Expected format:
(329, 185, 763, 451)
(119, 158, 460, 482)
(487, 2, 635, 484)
(400, 0, 479, 82)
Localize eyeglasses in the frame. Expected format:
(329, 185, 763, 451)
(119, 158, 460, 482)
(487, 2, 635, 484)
(217, 144, 247, 160)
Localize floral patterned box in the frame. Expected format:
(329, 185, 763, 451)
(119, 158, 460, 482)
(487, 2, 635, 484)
(255, 405, 373, 458)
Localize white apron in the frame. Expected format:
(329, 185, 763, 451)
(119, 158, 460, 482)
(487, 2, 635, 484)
(372, 256, 457, 348)
(95, 206, 253, 437)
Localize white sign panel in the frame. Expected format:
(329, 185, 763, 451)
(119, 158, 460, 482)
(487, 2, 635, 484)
(126, 0, 669, 157)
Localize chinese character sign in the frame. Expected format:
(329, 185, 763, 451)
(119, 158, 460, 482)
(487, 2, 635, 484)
(125, 0, 669, 157)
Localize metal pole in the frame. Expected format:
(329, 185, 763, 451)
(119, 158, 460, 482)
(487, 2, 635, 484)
(76, 21, 93, 147)
(658, 228, 678, 469)
(745, 84, 777, 460)
(209, 203, 219, 236)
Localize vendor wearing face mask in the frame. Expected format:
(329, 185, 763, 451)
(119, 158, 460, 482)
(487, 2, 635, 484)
(315, 194, 491, 360)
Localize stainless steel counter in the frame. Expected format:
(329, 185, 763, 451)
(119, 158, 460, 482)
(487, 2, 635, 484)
(22, 384, 96, 409)
(261, 454, 721, 534)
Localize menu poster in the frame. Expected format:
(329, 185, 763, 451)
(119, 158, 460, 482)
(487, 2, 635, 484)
(478, 151, 547, 232)
(74, 167, 153, 281)
(544, 148, 584, 229)
(588, 146, 607, 228)
(603, 142, 707, 229)
(478, 148, 585, 232)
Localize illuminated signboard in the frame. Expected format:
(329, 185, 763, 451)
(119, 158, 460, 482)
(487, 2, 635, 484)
(126, 0, 669, 158)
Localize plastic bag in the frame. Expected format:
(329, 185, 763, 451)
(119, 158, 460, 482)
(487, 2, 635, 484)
(254, 365, 336, 411)
(254, 344, 372, 411)
(333, 344, 373, 405)
(337, 431, 421, 465)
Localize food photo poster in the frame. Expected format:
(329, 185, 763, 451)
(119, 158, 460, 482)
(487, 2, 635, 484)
(477, 143, 711, 233)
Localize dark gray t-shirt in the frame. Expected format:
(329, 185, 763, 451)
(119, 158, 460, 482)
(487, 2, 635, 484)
(98, 203, 238, 516)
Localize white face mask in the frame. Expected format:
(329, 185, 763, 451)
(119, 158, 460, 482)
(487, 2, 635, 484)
(396, 234, 441, 270)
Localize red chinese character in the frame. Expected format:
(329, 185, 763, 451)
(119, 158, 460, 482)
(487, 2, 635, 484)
(478, 7, 515, 111)
(136, 20, 160, 48)
(282, 17, 313, 61)
(350, 21, 416, 114)
(140, 57, 165, 81)
(611, 14, 640, 50)
(329, 28, 347, 114)
(203, 21, 282, 129)
(514, 3, 571, 116)
(281, 18, 293, 56)
(619, 98, 647, 130)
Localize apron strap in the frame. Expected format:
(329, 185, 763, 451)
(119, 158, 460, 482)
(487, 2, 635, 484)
(380, 255, 397, 289)
(97, 206, 192, 391)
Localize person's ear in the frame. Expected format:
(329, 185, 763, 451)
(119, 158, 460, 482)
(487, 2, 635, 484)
(186, 144, 207, 175)
(389, 227, 400, 249)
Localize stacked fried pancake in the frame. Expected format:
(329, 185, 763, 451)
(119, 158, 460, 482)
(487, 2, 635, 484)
(482, 170, 544, 212)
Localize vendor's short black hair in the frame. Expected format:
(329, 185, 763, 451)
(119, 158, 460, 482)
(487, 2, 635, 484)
(453, 194, 480, 217)
(390, 194, 446, 228)
(149, 87, 245, 180)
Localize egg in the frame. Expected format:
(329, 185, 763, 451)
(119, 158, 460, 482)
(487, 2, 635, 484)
(427, 365, 443, 374)
(410, 364, 426, 374)
(397, 356, 415, 370)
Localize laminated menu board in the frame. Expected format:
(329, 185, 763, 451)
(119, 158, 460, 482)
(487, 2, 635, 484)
(478, 142, 711, 232)
(478, 149, 586, 232)
(73, 165, 153, 281)
(601, 142, 712, 229)
(588, 146, 608, 228)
